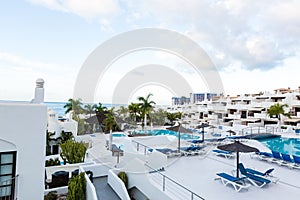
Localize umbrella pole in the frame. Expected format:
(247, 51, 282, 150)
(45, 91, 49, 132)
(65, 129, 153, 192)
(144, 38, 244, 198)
(178, 132, 181, 153)
(202, 127, 204, 141)
(236, 152, 239, 178)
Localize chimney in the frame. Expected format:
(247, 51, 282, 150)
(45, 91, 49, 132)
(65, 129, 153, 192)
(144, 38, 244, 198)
(31, 78, 45, 103)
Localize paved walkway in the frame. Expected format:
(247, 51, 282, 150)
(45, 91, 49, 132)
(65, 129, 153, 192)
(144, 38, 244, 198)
(93, 177, 121, 200)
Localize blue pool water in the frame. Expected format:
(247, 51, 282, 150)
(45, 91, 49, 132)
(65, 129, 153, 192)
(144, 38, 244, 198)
(259, 137, 300, 156)
(134, 129, 200, 140)
(112, 133, 126, 137)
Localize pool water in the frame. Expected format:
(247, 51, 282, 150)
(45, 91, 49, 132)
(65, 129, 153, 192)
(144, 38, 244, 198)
(112, 133, 126, 137)
(134, 129, 200, 140)
(259, 137, 300, 156)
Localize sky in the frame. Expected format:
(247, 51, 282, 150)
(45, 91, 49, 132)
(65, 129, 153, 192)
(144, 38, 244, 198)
(0, 0, 299, 105)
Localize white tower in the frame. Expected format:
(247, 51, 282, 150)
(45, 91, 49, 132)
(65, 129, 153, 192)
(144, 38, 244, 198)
(31, 78, 44, 103)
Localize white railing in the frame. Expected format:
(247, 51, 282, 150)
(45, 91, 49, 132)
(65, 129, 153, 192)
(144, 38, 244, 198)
(84, 172, 97, 200)
(107, 170, 130, 200)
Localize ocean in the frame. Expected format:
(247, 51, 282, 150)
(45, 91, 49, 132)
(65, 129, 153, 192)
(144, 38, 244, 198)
(45, 102, 126, 117)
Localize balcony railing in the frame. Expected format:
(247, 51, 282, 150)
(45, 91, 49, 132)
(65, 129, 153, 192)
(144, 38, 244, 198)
(0, 175, 18, 200)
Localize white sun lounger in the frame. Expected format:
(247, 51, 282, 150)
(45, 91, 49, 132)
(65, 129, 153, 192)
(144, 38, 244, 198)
(212, 149, 234, 159)
(215, 173, 250, 192)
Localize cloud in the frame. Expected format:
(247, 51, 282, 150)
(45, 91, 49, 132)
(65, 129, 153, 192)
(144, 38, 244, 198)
(122, 0, 300, 71)
(28, 0, 120, 20)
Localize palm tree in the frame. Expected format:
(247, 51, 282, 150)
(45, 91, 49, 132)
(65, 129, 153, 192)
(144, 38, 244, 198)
(137, 93, 156, 130)
(116, 106, 129, 120)
(128, 103, 140, 122)
(94, 102, 107, 114)
(166, 112, 180, 125)
(103, 109, 118, 150)
(84, 104, 95, 117)
(267, 103, 291, 131)
(57, 131, 74, 144)
(46, 131, 56, 155)
(64, 98, 84, 120)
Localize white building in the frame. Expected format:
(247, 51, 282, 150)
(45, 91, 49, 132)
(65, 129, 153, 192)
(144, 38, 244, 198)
(0, 79, 47, 199)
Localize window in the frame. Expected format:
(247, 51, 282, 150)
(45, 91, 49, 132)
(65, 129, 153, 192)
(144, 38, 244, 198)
(0, 151, 16, 200)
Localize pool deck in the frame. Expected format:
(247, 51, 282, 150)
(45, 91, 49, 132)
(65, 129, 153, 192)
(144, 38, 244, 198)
(80, 131, 300, 200)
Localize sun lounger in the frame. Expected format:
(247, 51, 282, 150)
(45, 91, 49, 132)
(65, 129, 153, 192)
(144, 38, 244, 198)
(215, 172, 250, 192)
(212, 149, 234, 159)
(293, 155, 300, 165)
(188, 139, 204, 144)
(253, 151, 273, 161)
(240, 163, 279, 183)
(238, 163, 272, 187)
(268, 151, 285, 165)
(280, 153, 300, 169)
(280, 153, 296, 168)
(245, 167, 274, 177)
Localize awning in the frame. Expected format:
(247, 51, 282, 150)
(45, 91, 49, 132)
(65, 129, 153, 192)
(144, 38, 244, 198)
(248, 107, 265, 111)
(284, 118, 300, 123)
(264, 118, 278, 122)
(241, 118, 261, 122)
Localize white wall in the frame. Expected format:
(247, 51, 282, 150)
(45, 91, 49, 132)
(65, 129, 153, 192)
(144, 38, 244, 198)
(0, 103, 47, 200)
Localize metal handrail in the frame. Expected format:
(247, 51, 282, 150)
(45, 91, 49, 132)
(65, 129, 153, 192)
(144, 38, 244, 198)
(132, 140, 153, 155)
(241, 126, 271, 135)
(132, 140, 205, 199)
(0, 174, 18, 200)
(146, 164, 205, 200)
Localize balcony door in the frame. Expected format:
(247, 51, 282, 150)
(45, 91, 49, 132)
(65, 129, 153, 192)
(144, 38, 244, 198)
(0, 151, 16, 200)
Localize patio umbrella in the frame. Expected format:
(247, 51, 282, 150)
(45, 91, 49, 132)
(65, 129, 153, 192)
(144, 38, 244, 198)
(226, 130, 236, 136)
(167, 123, 193, 152)
(217, 140, 259, 177)
(197, 123, 210, 141)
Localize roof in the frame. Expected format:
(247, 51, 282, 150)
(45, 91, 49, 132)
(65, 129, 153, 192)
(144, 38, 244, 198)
(284, 118, 300, 123)
(248, 107, 265, 111)
(241, 118, 261, 122)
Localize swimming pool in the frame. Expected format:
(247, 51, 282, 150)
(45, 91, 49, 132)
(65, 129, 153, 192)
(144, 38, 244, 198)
(259, 137, 300, 156)
(134, 129, 200, 140)
(112, 133, 127, 137)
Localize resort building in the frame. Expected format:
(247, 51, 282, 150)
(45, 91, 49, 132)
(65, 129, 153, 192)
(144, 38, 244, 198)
(0, 79, 47, 199)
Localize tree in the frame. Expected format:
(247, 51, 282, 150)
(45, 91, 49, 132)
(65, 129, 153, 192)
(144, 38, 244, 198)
(94, 102, 107, 114)
(150, 108, 167, 126)
(267, 103, 291, 130)
(57, 131, 74, 144)
(84, 104, 95, 117)
(128, 103, 140, 122)
(137, 93, 156, 129)
(116, 106, 129, 120)
(103, 109, 118, 150)
(60, 140, 87, 164)
(64, 98, 84, 120)
(68, 172, 86, 200)
(46, 131, 56, 156)
(166, 112, 181, 125)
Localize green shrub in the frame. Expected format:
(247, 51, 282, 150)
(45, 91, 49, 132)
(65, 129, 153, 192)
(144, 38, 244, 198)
(60, 140, 87, 164)
(118, 171, 128, 189)
(44, 191, 57, 200)
(68, 172, 86, 200)
(45, 158, 61, 167)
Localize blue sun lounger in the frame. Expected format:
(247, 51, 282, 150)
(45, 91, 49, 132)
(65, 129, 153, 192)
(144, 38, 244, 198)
(239, 163, 279, 183)
(238, 163, 271, 187)
(245, 167, 274, 177)
(281, 153, 300, 169)
(293, 155, 300, 165)
(212, 149, 234, 159)
(215, 173, 250, 192)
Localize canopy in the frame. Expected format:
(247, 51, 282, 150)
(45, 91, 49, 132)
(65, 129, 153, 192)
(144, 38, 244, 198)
(217, 141, 259, 177)
(167, 123, 192, 152)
